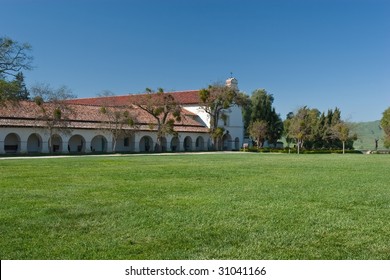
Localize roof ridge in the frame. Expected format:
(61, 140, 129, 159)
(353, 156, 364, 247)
(69, 89, 200, 100)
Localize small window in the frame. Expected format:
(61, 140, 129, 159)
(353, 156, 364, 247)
(124, 137, 129, 147)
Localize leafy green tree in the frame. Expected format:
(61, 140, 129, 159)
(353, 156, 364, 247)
(198, 83, 238, 150)
(244, 89, 283, 147)
(13, 72, 29, 100)
(283, 112, 294, 148)
(0, 72, 29, 103)
(134, 88, 182, 152)
(286, 106, 319, 154)
(0, 79, 19, 104)
(267, 107, 284, 146)
(285, 106, 356, 152)
(381, 107, 390, 148)
(322, 108, 341, 148)
(248, 120, 268, 147)
(330, 122, 356, 154)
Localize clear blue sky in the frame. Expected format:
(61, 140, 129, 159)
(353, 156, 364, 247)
(2, 0, 389, 121)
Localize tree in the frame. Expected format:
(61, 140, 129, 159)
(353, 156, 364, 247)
(0, 79, 19, 104)
(30, 83, 77, 153)
(133, 88, 182, 152)
(285, 106, 356, 153)
(321, 108, 342, 149)
(98, 90, 138, 152)
(0, 36, 33, 78)
(248, 120, 268, 148)
(330, 121, 356, 154)
(198, 83, 239, 150)
(1, 37, 32, 103)
(249, 89, 274, 122)
(0, 72, 29, 104)
(243, 89, 283, 147)
(283, 112, 295, 148)
(381, 107, 390, 148)
(13, 72, 29, 100)
(286, 106, 319, 154)
(267, 107, 284, 147)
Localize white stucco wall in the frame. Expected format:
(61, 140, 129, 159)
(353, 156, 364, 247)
(0, 127, 114, 154)
(183, 104, 244, 150)
(0, 126, 211, 154)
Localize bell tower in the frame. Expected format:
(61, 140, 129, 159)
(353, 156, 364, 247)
(226, 76, 238, 92)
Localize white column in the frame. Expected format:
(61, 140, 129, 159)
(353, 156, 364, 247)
(41, 140, 50, 153)
(85, 141, 92, 153)
(0, 140, 4, 154)
(20, 140, 28, 154)
(62, 136, 70, 154)
(133, 134, 141, 152)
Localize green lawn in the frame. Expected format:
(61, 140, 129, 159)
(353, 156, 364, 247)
(1, 153, 389, 259)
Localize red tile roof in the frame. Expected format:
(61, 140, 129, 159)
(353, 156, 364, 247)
(0, 101, 209, 133)
(66, 90, 201, 106)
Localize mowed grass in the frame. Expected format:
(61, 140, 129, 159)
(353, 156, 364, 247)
(0, 153, 389, 260)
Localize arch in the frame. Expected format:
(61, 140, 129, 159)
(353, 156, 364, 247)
(27, 133, 43, 153)
(170, 136, 180, 152)
(222, 133, 232, 150)
(183, 136, 192, 151)
(68, 134, 86, 153)
(234, 137, 240, 151)
(4, 133, 21, 153)
(139, 136, 153, 152)
(195, 136, 205, 151)
(91, 135, 107, 153)
(207, 138, 213, 151)
(49, 134, 63, 153)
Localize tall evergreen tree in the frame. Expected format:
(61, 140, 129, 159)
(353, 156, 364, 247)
(13, 72, 29, 100)
(245, 89, 283, 147)
(381, 107, 390, 148)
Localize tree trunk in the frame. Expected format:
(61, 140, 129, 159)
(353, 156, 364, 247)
(155, 136, 162, 152)
(297, 139, 300, 154)
(112, 137, 117, 153)
(112, 139, 116, 153)
(49, 129, 53, 154)
(155, 122, 163, 152)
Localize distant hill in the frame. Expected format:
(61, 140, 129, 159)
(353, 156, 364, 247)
(351, 120, 386, 150)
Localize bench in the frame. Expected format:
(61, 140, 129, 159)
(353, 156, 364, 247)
(4, 145, 18, 153)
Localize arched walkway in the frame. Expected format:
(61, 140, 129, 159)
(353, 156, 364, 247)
(49, 134, 63, 153)
(222, 133, 232, 150)
(27, 133, 43, 153)
(68, 135, 86, 153)
(234, 137, 240, 151)
(114, 135, 135, 152)
(4, 133, 21, 153)
(170, 137, 180, 152)
(183, 136, 192, 151)
(139, 136, 153, 152)
(91, 135, 107, 152)
(195, 136, 205, 151)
